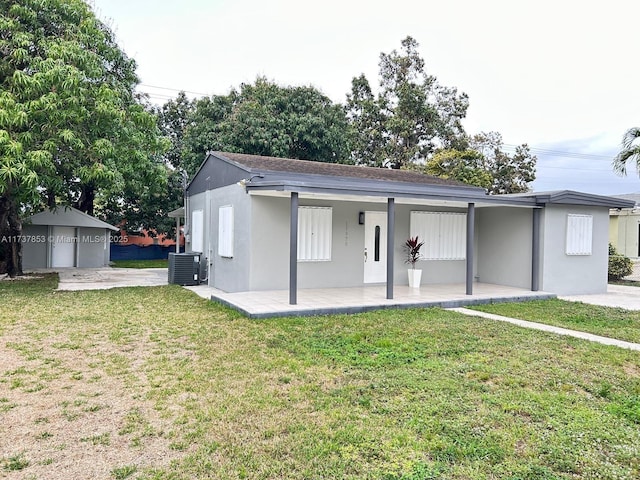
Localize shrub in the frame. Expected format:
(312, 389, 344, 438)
(608, 243, 633, 281)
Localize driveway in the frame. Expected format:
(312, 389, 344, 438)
(559, 284, 640, 310)
(56, 267, 168, 291)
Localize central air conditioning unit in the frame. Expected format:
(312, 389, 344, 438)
(168, 252, 201, 286)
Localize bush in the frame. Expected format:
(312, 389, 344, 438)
(608, 243, 633, 281)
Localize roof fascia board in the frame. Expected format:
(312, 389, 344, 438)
(245, 181, 538, 207)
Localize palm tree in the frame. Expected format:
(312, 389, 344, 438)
(613, 127, 640, 175)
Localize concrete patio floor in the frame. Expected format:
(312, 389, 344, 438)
(185, 283, 556, 318)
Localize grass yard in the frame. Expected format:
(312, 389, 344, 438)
(1, 277, 640, 479)
(470, 298, 640, 344)
(111, 259, 169, 269)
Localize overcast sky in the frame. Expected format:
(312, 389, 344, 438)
(90, 0, 640, 195)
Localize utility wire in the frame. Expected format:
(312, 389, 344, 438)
(136, 82, 622, 167)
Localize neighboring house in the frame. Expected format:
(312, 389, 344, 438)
(113, 226, 184, 248)
(21, 207, 118, 269)
(609, 193, 640, 258)
(184, 152, 633, 303)
(109, 224, 185, 260)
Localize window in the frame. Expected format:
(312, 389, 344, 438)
(191, 209, 203, 253)
(218, 205, 234, 257)
(298, 206, 332, 261)
(410, 211, 466, 260)
(566, 214, 592, 255)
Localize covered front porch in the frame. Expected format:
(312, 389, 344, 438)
(187, 282, 555, 319)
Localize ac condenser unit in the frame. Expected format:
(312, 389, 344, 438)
(168, 253, 201, 286)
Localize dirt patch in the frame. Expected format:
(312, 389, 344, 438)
(0, 325, 182, 479)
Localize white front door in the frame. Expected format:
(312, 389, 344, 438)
(363, 211, 387, 283)
(51, 226, 76, 267)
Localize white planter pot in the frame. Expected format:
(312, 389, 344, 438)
(408, 269, 422, 288)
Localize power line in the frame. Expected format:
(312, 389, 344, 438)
(135, 82, 622, 165)
(503, 144, 613, 161)
(139, 83, 212, 98)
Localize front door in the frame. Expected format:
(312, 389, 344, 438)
(51, 226, 76, 268)
(363, 211, 387, 283)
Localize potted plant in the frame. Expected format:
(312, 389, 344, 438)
(404, 236, 425, 288)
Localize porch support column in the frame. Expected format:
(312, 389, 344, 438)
(387, 197, 395, 300)
(289, 192, 299, 305)
(466, 202, 475, 295)
(175, 216, 180, 253)
(531, 208, 541, 291)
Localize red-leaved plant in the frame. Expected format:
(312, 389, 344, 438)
(404, 236, 424, 269)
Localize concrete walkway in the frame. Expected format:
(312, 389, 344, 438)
(450, 307, 640, 352)
(56, 267, 168, 291)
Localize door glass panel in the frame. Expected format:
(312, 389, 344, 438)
(374, 225, 380, 262)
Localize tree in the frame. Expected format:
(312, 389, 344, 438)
(421, 133, 537, 194)
(346, 36, 469, 169)
(613, 127, 640, 176)
(470, 132, 536, 194)
(425, 149, 493, 191)
(156, 91, 194, 172)
(345, 74, 385, 167)
(174, 78, 351, 177)
(0, 0, 167, 276)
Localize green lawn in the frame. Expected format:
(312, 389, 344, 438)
(470, 298, 640, 344)
(1, 277, 640, 479)
(111, 259, 168, 269)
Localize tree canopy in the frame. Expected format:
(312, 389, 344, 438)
(0, 0, 168, 275)
(423, 132, 536, 194)
(346, 36, 469, 169)
(613, 127, 640, 176)
(163, 78, 351, 177)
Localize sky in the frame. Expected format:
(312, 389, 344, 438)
(90, 0, 640, 195)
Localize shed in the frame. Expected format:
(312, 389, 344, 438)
(22, 207, 118, 269)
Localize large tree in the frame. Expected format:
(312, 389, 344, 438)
(172, 77, 351, 177)
(0, 0, 167, 276)
(346, 36, 469, 169)
(613, 127, 640, 176)
(422, 132, 536, 194)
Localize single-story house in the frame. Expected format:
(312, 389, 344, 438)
(184, 151, 634, 304)
(22, 207, 118, 269)
(609, 193, 640, 258)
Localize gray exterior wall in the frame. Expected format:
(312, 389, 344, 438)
(186, 186, 252, 292)
(77, 227, 111, 268)
(476, 207, 533, 289)
(248, 196, 468, 291)
(209, 186, 252, 292)
(540, 205, 610, 295)
(21, 225, 111, 269)
(22, 225, 49, 269)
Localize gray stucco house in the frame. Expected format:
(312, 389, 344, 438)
(185, 151, 633, 303)
(22, 207, 118, 269)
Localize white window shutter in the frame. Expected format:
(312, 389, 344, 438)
(566, 214, 592, 255)
(218, 206, 234, 257)
(298, 207, 332, 261)
(191, 209, 203, 253)
(410, 211, 466, 260)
